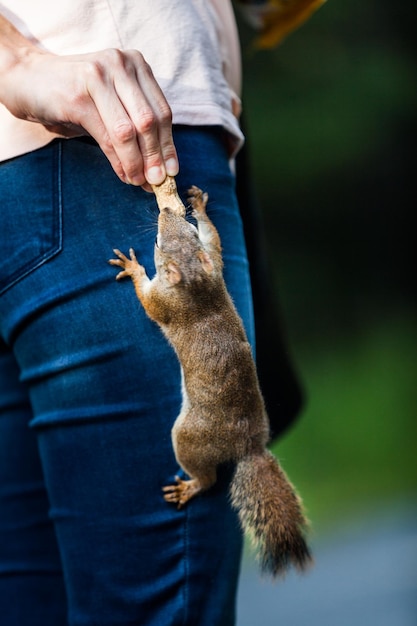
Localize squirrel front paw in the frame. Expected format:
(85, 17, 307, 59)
(109, 248, 144, 280)
(187, 185, 208, 216)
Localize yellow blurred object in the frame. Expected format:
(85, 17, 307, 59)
(236, 0, 327, 48)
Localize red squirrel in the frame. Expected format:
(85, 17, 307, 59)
(109, 179, 312, 576)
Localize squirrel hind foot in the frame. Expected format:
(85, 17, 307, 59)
(162, 476, 202, 509)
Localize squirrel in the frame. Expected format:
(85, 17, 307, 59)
(109, 182, 312, 576)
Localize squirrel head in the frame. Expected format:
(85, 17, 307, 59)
(155, 207, 214, 288)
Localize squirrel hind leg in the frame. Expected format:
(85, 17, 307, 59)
(162, 469, 216, 510)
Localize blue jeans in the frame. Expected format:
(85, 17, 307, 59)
(0, 128, 254, 625)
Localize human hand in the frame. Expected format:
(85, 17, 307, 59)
(1, 46, 178, 188)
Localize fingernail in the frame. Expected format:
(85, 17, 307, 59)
(147, 165, 165, 185)
(165, 158, 179, 176)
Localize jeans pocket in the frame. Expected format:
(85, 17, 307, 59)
(0, 141, 63, 295)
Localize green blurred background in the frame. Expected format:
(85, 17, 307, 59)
(236, 0, 416, 532)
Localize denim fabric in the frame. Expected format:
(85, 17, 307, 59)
(0, 128, 254, 625)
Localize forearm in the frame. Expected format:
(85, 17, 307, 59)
(0, 13, 41, 92)
(0, 12, 52, 132)
(0, 11, 31, 48)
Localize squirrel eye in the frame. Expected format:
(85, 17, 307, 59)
(155, 236, 159, 248)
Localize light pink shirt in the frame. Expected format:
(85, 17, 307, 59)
(0, 0, 243, 161)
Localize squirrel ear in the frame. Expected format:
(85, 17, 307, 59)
(166, 261, 182, 285)
(198, 250, 214, 274)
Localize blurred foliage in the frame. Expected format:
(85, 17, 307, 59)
(272, 314, 416, 530)
(236, 0, 416, 530)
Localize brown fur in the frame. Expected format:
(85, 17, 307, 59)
(109, 186, 312, 576)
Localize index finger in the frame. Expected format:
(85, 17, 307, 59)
(129, 54, 179, 184)
(82, 49, 177, 186)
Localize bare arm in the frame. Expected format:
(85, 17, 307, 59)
(0, 12, 178, 187)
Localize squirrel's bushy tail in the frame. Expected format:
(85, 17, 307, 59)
(230, 450, 312, 576)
